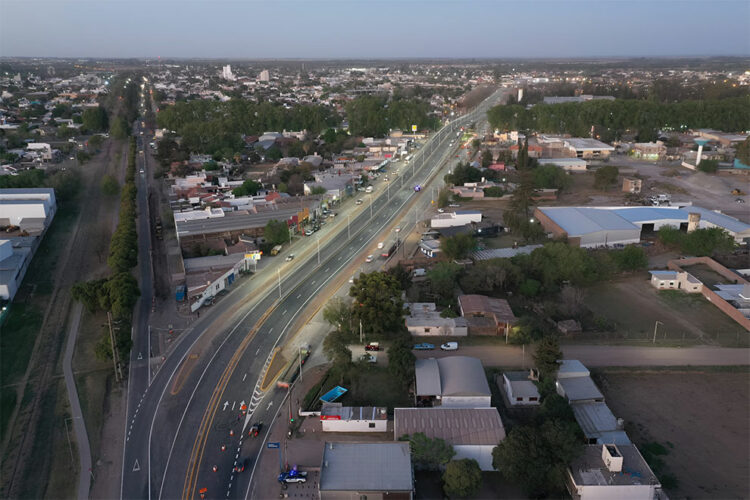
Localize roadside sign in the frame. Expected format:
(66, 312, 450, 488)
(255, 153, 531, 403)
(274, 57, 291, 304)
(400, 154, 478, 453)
(267, 442, 280, 449)
(412, 124, 417, 132)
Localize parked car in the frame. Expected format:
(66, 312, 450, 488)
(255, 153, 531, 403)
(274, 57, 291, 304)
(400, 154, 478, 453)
(348, 275, 355, 284)
(413, 343, 435, 350)
(365, 342, 380, 351)
(365, 254, 374, 263)
(736, 198, 746, 204)
(285, 254, 295, 261)
(356, 199, 363, 205)
(437, 208, 445, 213)
(359, 353, 377, 363)
(248, 423, 262, 437)
(394, 226, 401, 233)
(440, 342, 458, 351)
(305, 229, 314, 236)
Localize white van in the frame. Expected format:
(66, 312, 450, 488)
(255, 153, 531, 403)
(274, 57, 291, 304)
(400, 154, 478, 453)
(365, 186, 373, 193)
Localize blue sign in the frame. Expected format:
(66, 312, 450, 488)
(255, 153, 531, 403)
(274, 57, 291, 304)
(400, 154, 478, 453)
(267, 442, 280, 449)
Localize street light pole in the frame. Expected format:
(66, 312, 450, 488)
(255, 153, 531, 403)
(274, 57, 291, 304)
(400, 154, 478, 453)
(347, 214, 350, 239)
(316, 236, 320, 265)
(652, 320, 663, 344)
(277, 268, 281, 299)
(369, 195, 373, 218)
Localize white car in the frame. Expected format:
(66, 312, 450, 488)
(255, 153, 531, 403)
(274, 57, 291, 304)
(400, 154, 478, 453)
(285, 254, 295, 262)
(348, 276, 355, 284)
(440, 342, 458, 351)
(377, 242, 385, 249)
(394, 226, 401, 233)
(437, 208, 445, 213)
(365, 255, 374, 263)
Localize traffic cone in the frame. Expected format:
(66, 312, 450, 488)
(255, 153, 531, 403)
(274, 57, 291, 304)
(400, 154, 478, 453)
(220, 444, 226, 451)
(229, 429, 234, 437)
(212, 465, 217, 472)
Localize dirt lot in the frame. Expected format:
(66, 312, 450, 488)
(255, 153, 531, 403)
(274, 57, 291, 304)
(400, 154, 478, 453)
(582, 275, 748, 346)
(596, 370, 750, 499)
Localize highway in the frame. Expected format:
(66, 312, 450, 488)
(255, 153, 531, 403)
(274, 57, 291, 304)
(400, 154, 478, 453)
(120, 88, 507, 500)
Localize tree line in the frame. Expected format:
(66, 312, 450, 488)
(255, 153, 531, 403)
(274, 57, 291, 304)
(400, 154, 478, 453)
(72, 136, 140, 362)
(345, 95, 441, 137)
(487, 97, 750, 141)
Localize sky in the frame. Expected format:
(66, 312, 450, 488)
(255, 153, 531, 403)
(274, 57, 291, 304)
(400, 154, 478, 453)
(1, 0, 749, 59)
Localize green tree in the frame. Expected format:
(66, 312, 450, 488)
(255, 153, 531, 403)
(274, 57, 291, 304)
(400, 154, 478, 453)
(533, 335, 562, 380)
(82, 107, 109, 132)
(483, 186, 505, 197)
(736, 138, 750, 166)
(310, 185, 327, 195)
(697, 159, 719, 173)
(682, 227, 735, 256)
(264, 219, 290, 246)
(594, 165, 619, 190)
(460, 258, 521, 294)
(88, 134, 104, 149)
(388, 335, 415, 387)
(612, 245, 648, 271)
(401, 432, 455, 470)
(443, 459, 483, 498)
(323, 297, 353, 334)
(101, 174, 120, 196)
(427, 262, 461, 306)
(386, 263, 412, 291)
(233, 179, 262, 197)
(110, 116, 129, 139)
(437, 187, 451, 208)
(533, 164, 570, 190)
(349, 272, 405, 338)
(106, 272, 140, 320)
(442, 233, 475, 261)
(492, 420, 583, 497)
(322, 330, 353, 366)
(481, 149, 493, 168)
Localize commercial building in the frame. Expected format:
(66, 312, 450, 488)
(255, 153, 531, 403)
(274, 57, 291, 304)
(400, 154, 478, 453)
(405, 302, 468, 337)
(430, 210, 482, 229)
(415, 356, 491, 408)
(563, 138, 615, 159)
(0, 188, 57, 301)
(537, 158, 588, 172)
(319, 442, 413, 500)
(567, 444, 662, 500)
(320, 406, 388, 433)
(501, 371, 540, 406)
(534, 205, 750, 247)
(394, 407, 505, 471)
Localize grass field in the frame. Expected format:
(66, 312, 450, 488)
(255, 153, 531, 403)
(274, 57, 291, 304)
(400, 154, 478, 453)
(582, 276, 747, 346)
(304, 364, 411, 412)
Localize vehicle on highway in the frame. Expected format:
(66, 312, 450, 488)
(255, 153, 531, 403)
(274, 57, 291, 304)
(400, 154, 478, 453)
(440, 342, 458, 351)
(356, 199, 363, 205)
(413, 343, 435, 350)
(285, 254, 295, 261)
(365, 342, 380, 351)
(305, 229, 314, 236)
(278, 470, 307, 484)
(394, 226, 401, 233)
(248, 423, 262, 437)
(234, 458, 249, 473)
(365, 254, 374, 263)
(365, 186, 374, 193)
(270, 245, 283, 256)
(140, 168, 144, 174)
(377, 241, 385, 249)
(414, 184, 422, 192)
(359, 353, 377, 363)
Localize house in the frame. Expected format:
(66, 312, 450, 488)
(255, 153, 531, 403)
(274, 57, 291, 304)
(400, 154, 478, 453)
(405, 302, 468, 337)
(430, 211, 482, 229)
(566, 444, 662, 500)
(648, 270, 703, 293)
(501, 371, 540, 406)
(415, 356, 491, 408)
(458, 294, 517, 336)
(631, 141, 666, 161)
(320, 406, 388, 433)
(571, 402, 631, 446)
(418, 239, 441, 258)
(622, 177, 642, 194)
(394, 407, 505, 471)
(319, 442, 414, 500)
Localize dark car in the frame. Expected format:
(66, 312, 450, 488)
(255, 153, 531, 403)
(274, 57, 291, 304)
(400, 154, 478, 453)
(249, 423, 262, 437)
(234, 458, 249, 473)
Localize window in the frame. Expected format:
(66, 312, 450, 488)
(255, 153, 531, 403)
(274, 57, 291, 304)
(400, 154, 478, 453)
(669, 281, 674, 286)
(516, 397, 523, 402)
(529, 397, 538, 401)
(368, 423, 375, 428)
(424, 328, 430, 333)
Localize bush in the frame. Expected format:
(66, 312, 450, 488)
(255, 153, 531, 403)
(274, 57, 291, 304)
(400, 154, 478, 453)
(101, 174, 120, 196)
(697, 159, 718, 173)
(442, 459, 482, 498)
(483, 186, 505, 197)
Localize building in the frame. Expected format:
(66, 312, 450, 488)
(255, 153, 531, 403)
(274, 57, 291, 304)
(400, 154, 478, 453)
(571, 402, 630, 446)
(631, 141, 666, 161)
(221, 65, 235, 81)
(0, 188, 57, 301)
(622, 177, 642, 194)
(501, 371, 540, 406)
(556, 376, 605, 404)
(319, 442, 413, 500)
(542, 95, 615, 105)
(405, 302, 468, 337)
(649, 270, 703, 292)
(430, 211, 482, 229)
(457, 294, 517, 336)
(534, 205, 750, 247)
(257, 69, 270, 82)
(567, 444, 661, 500)
(537, 158, 588, 172)
(557, 359, 590, 378)
(394, 407, 505, 471)
(417, 238, 441, 258)
(564, 138, 615, 159)
(415, 356, 491, 408)
(320, 406, 388, 433)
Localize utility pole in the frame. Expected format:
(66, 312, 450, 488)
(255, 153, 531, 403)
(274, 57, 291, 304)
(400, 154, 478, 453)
(107, 312, 121, 382)
(652, 321, 663, 344)
(347, 214, 350, 239)
(316, 236, 320, 265)
(277, 268, 281, 299)
(298, 346, 303, 382)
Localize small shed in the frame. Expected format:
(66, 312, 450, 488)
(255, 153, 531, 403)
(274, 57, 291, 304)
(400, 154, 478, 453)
(501, 371, 540, 406)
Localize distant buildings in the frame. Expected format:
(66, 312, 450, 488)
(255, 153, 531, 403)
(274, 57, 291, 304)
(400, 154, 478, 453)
(221, 65, 235, 81)
(257, 69, 270, 82)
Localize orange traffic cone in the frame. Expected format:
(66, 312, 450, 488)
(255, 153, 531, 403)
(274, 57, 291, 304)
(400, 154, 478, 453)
(212, 465, 218, 472)
(220, 444, 226, 451)
(229, 429, 234, 437)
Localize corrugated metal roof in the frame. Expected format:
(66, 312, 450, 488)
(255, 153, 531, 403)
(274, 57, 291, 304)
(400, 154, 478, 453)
(679, 206, 750, 235)
(320, 442, 413, 492)
(571, 402, 619, 438)
(558, 377, 604, 402)
(394, 408, 506, 445)
(415, 358, 441, 396)
(472, 244, 541, 261)
(415, 356, 491, 397)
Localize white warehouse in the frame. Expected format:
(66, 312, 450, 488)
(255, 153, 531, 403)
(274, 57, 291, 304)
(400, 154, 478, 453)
(430, 210, 482, 229)
(320, 406, 388, 433)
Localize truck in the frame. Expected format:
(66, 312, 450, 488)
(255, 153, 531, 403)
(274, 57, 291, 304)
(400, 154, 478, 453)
(276, 346, 311, 389)
(270, 245, 283, 256)
(380, 240, 398, 259)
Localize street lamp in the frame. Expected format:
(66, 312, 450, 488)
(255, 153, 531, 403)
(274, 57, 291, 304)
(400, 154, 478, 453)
(347, 214, 351, 239)
(316, 236, 320, 265)
(368, 195, 373, 218)
(277, 268, 281, 299)
(652, 321, 663, 344)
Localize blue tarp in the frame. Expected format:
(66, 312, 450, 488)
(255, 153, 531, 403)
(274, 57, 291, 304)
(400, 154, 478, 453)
(320, 386, 348, 403)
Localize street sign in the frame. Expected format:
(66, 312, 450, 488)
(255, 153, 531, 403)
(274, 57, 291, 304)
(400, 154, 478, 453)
(412, 124, 417, 132)
(267, 442, 280, 449)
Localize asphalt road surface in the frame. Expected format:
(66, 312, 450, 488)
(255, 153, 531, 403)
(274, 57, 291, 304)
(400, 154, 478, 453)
(120, 89, 507, 500)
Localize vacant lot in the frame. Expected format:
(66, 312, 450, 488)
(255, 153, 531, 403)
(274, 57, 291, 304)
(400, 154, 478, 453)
(583, 275, 747, 346)
(596, 370, 750, 499)
(303, 364, 410, 412)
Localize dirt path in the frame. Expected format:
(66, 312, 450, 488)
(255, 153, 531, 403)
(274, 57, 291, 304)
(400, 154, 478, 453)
(1, 140, 122, 498)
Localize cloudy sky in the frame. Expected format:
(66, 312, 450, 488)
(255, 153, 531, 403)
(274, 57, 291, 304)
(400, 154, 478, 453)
(1, 0, 748, 59)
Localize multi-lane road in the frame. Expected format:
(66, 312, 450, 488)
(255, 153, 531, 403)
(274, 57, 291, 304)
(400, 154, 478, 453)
(120, 89, 507, 500)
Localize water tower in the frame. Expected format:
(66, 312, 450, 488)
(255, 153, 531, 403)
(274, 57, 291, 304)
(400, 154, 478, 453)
(693, 138, 709, 168)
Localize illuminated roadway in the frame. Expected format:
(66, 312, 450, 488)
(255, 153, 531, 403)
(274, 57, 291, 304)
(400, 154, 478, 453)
(120, 88, 508, 500)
